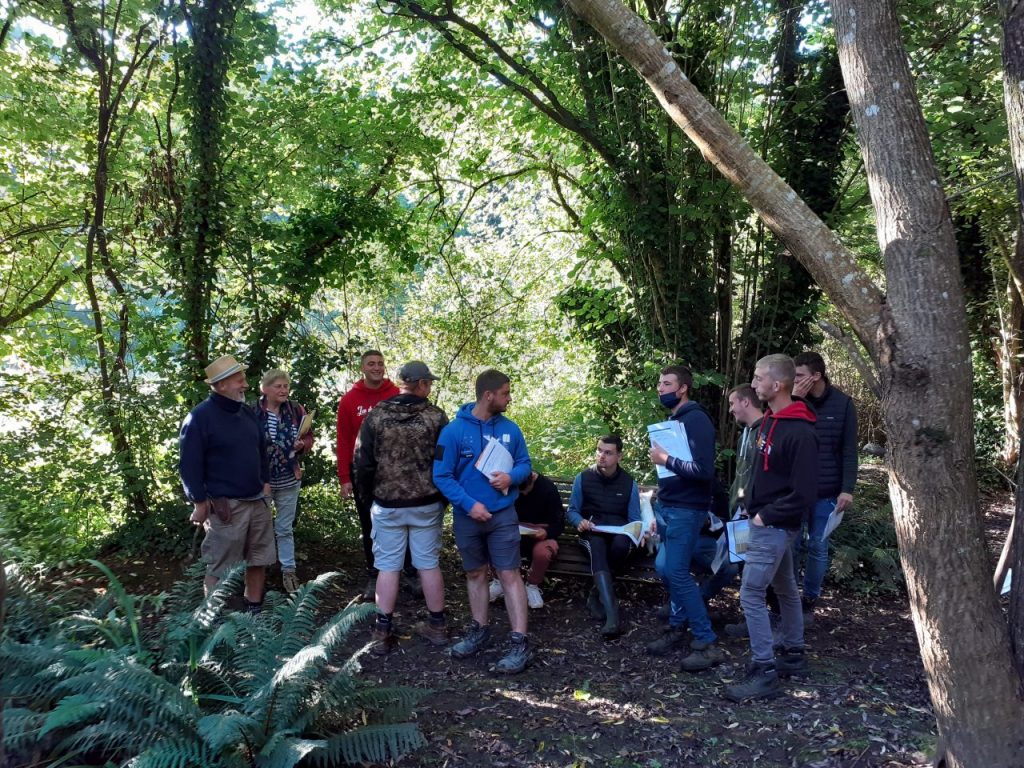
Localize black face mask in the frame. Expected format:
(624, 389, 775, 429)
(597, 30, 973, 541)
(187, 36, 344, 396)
(659, 391, 682, 409)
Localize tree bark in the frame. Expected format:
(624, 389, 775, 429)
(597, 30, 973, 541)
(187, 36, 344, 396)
(563, 0, 1024, 763)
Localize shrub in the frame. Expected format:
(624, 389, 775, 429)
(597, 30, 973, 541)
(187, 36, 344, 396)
(2, 560, 428, 767)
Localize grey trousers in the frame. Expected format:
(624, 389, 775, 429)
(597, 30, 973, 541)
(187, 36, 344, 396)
(739, 524, 804, 664)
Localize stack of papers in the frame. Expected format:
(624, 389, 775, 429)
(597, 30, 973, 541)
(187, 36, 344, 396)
(647, 420, 692, 478)
(591, 520, 645, 546)
(475, 437, 515, 495)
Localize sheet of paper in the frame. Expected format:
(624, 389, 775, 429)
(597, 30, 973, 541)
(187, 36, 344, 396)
(591, 520, 644, 546)
(519, 524, 544, 537)
(1002, 568, 1012, 596)
(710, 534, 728, 574)
(726, 519, 750, 563)
(821, 505, 844, 540)
(475, 437, 515, 494)
(647, 420, 692, 479)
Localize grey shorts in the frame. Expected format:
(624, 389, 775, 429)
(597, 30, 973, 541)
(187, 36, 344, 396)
(371, 501, 445, 571)
(201, 497, 276, 577)
(452, 506, 521, 572)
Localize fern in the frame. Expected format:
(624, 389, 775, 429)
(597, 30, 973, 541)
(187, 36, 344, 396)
(256, 736, 327, 768)
(313, 723, 427, 766)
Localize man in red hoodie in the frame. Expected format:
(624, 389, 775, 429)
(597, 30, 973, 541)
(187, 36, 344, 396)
(337, 350, 399, 599)
(725, 353, 819, 702)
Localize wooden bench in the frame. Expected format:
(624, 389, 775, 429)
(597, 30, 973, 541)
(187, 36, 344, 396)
(540, 477, 661, 584)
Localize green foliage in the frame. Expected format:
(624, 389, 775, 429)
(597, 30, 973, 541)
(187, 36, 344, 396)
(1, 562, 428, 767)
(828, 479, 904, 594)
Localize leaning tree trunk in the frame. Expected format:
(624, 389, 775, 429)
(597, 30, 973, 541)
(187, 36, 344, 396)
(562, 0, 1024, 764)
(1001, 0, 1024, 675)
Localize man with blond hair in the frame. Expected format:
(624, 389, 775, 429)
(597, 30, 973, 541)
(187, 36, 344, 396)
(725, 354, 818, 702)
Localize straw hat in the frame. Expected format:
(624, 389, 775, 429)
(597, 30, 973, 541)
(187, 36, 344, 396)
(204, 355, 248, 385)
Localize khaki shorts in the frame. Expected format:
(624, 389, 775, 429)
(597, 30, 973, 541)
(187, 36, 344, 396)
(201, 497, 276, 577)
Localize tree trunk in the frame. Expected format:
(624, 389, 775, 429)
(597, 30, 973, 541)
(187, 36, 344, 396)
(563, 0, 1024, 763)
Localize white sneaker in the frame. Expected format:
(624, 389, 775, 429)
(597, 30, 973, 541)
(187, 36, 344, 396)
(488, 578, 504, 602)
(525, 583, 544, 609)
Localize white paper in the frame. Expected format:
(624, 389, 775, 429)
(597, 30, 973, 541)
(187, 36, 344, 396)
(647, 420, 692, 479)
(591, 520, 645, 547)
(1002, 569, 1012, 596)
(475, 437, 515, 495)
(639, 490, 656, 533)
(706, 512, 724, 533)
(726, 519, 750, 563)
(821, 505, 844, 540)
(518, 524, 544, 537)
(710, 534, 728, 574)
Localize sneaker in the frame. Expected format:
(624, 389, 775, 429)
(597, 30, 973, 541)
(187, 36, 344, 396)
(680, 640, 725, 672)
(775, 646, 808, 677)
(413, 620, 448, 647)
(645, 626, 687, 656)
(282, 570, 300, 594)
(495, 634, 534, 674)
(369, 624, 396, 656)
(451, 621, 492, 659)
(488, 578, 504, 603)
(525, 583, 544, 609)
(724, 661, 782, 702)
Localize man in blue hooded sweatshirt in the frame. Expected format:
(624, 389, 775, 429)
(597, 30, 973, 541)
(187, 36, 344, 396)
(644, 364, 725, 672)
(433, 369, 534, 674)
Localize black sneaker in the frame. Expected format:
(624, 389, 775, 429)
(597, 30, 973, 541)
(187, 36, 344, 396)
(451, 621, 492, 659)
(645, 626, 687, 656)
(680, 640, 725, 672)
(775, 646, 808, 677)
(495, 633, 534, 674)
(724, 661, 782, 702)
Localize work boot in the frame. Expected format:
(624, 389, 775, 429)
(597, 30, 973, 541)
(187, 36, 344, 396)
(586, 586, 606, 621)
(451, 621, 492, 659)
(645, 625, 687, 656)
(525, 583, 545, 609)
(413, 620, 449, 647)
(593, 571, 621, 638)
(724, 661, 782, 702)
(680, 639, 725, 672)
(369, 620, 396, 656)
(495, 632, 534, 674)
(488, 578, 505, 602)
(281, 569, 300, 594)
(801, 596, 816, 628)
(775, 646, 808, 677)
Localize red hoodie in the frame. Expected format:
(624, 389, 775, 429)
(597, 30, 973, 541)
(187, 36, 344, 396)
(748, 399, 819, 529)
(335, 378, 399, 484)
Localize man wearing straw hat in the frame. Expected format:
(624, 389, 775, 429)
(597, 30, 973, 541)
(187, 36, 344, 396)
(180, 354, 275, 612)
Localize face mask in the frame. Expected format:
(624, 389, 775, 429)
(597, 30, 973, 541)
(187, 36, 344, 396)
(659, 391, 682, 409)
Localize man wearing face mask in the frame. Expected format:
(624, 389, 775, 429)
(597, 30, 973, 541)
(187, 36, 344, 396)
(644, 365, 724, 672)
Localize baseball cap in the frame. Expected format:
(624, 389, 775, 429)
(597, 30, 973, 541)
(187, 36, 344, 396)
(398, 360, 440, 383)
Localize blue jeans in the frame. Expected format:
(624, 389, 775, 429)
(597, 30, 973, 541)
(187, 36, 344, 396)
(655, 534, 739, 603)
(794, 497, 836, 600)
(271, 483, 301, 570)
(659, 504, 716, 644)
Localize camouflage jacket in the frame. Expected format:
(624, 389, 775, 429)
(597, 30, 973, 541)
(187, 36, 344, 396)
(353, 394, 449, 508)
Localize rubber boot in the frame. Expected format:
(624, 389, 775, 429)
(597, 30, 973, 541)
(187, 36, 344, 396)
(594, 571, 621, 638)
(586, 586, 606, 621)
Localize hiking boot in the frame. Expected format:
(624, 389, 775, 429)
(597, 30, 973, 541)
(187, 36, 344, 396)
(495, 633, 534, 674)
(282, 569, 300, 594)
(724, 661, 782, 702)
(451, 621, 492, 659)
(360, 576, 377, 603)
(645, 626, 687, 656)
(369, 624, 396, 656)
(801, 597, 816, 628)
(413, 620, 448, 647)
(488, 578, 505, 602)
(586, 587, 606, 620)
(680, 639, 725, 672)
(775, 646, 808, 677)
(525, 583, 545, 609)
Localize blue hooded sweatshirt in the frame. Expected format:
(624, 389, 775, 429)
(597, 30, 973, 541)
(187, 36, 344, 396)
(433, 403, 532, 517)
(656, 400, 716, 510)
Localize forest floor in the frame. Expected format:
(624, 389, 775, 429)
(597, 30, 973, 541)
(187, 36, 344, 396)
(104, 466, 1013, 768)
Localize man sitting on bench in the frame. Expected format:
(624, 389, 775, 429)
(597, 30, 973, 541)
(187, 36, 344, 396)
(567, 435, 642, 638)
(489, 471, 565, 609)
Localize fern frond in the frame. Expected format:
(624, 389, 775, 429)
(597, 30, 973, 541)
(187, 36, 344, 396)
(313, 723, 426, 767)
(273, 572, 341, 657)
(197, 710, 260, 753)
(310, 603, 376, 656)
(130, 737, 220, 768)
(255, 736, 327, 768)
(39, 693, 107, 736)
(2, 706, 48, 752)
(345, 686, 429, 723)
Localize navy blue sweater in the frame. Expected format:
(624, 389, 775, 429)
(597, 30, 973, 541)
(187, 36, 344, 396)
(179, 394, 269, 502)
(657, 401, 716, 510)
(805, 383, 858, 498)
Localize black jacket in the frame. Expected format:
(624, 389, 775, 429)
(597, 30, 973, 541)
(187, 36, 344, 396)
(748, 400, 819, 529)
(805, 383, 857, 498)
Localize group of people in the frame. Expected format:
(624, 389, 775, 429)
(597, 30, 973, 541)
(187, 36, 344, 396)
(179, 347, 857, 699)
